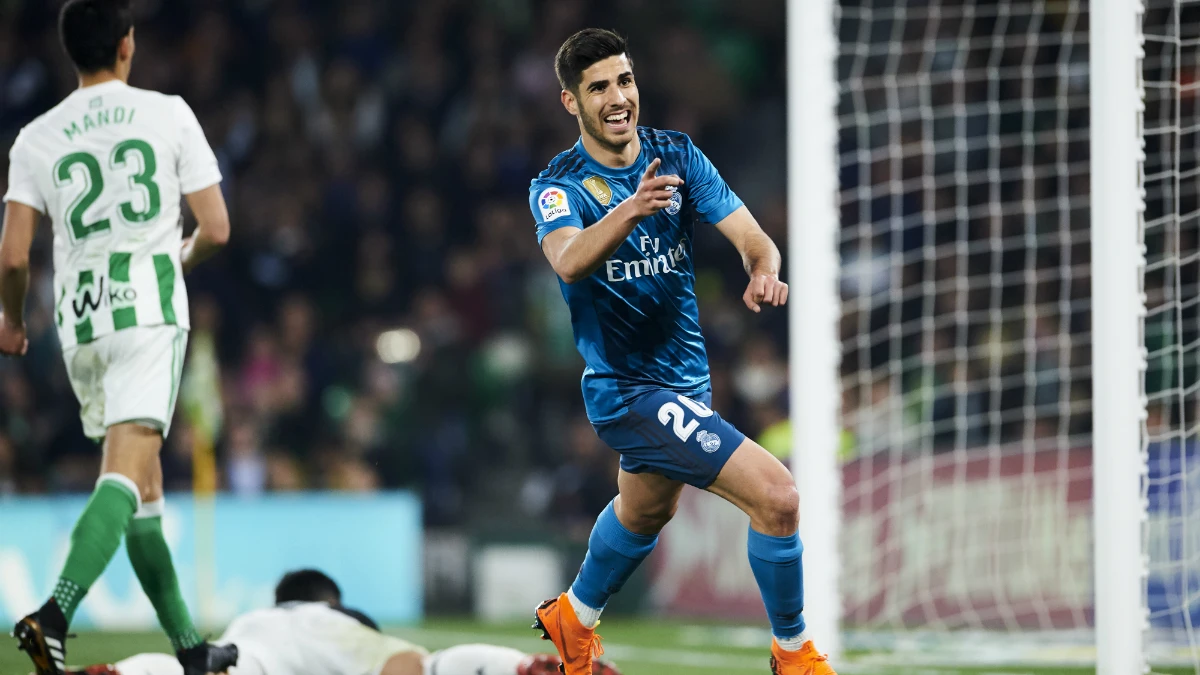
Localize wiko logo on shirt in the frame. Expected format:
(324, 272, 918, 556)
(69, 271, 137, 320)
(605, 236, 687, 282)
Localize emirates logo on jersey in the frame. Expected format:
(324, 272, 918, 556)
(604, 236, 688, 282)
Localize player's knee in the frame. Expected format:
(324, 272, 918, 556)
(645, 499, 678, 531)
(621, 500, 676, 535)
(756, 483, 799, 535)
(379, 651, 424, 675)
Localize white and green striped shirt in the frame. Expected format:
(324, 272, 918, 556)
(4, 80, 221, 349)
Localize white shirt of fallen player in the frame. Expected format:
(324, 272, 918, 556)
(3, 79, 221, 349)
(106, 602, 530, 675)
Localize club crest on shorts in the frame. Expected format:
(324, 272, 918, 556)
(582, 176, 613, 206)
(666, 185, 683, 216)
(696, 430, 722, 453)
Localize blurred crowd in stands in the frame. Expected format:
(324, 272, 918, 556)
(0, 0, 791, 527)
(3, 0, 1133, 529)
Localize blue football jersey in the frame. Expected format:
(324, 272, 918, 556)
(529, 127, 744, 423)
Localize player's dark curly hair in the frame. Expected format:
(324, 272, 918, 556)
(555, 28, 631, 93)
(59, 0, 134, 74)
(274, 569, 342, 605)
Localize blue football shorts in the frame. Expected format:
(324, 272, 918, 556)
(591, 388, 746, 488)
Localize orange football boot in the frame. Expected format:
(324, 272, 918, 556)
(769, 638, 837, 675)
(531, 593, 604, 675)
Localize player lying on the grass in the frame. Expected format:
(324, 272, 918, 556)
(3, 2, 232, 675)
(62, 569, 622, 675)
(527, 28, 834, 675)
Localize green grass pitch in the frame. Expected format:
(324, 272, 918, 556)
(0, 618, 1192, 675)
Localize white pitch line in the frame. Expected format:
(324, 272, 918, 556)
(389, 627, 944, 674)
(392, 627, 765, 670)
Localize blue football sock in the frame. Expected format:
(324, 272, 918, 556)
(569, 500, 659, 613)
(747, 527, 806, 639)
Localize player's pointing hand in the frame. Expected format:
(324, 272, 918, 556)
(743, 273, 789, 313)
(642, 156, 661, 181)
(628, 157, 684, 219)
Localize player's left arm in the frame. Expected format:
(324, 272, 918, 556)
(181, 184, 230, 274)
(713, 206, 788, 313)
(175, 96, 227, 274)
(683, 134, 788, 313)
(0, 200, 39, 356)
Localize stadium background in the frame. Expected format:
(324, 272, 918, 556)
(0, 1, 1186, 674)
(0, 0, 791, 514)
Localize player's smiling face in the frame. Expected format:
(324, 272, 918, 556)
(569, 54, 639, 153)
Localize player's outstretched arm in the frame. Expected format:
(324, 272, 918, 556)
(714, 205, 789, 313)
(541, 157, 683, 283)
(181, 184, 230, 274)
(0, 200, 39, 356)
(379, 651, 425, 675)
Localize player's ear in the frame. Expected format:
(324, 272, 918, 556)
(561, 88, 579, 117)
(120, 27, 135, 63)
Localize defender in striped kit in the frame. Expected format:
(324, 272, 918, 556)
(0, 2, 233, 675)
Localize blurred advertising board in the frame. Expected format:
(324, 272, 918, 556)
(0, 492, 422, 629)
(649, 445, 1198, 630)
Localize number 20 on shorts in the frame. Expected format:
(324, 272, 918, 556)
(657, 395, 714, 442)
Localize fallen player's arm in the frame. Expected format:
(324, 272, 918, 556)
(181, 183, 230, 274)
(0, 200, 39, 329)
(713, 205, 788, 312)
(541, 157, 682, 283)
(379, 650, 425, 675)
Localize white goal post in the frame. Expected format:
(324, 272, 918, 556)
(1090, 2, 1148, 673)
(787, 0, 842, 659)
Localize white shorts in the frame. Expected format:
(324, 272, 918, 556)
(63, 325, 188, 440)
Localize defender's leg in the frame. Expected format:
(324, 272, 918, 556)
(13, 424, 149, 675)
(119, 440, 204, 654)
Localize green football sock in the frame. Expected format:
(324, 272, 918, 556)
(126, 504, 203, 651)
(53, 475, 140, 623)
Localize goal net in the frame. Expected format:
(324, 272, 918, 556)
(1142, 0, 1200, 668)
(833, 0, 1194, 667)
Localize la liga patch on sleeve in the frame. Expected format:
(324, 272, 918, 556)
(538, 187, 571, 222)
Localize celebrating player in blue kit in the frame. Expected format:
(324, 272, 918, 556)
(528, 29, 836, 675)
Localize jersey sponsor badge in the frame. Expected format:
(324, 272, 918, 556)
(582, 176, 613, 206)
(697, 430, 722, 453)
(538, 188, 571, 222)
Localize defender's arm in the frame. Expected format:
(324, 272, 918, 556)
(0, 201, 39, 355)
(181, 184, 230, 274)
(541, 157, 682, 283)
(714, 205, 789, 312)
